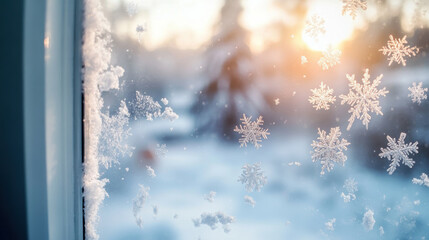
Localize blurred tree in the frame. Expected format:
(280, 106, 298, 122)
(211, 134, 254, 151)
(192, 0, 267, 139)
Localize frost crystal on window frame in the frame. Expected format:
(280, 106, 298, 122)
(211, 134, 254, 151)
(318, 47, 341, 70)
(311, 127, 350, 175)
(379, 35, 419, 66)
(234, 114, 270, 149)
(339, 69, 389, 131)
(304, 15, 326, 41)
(379, 132, 418, 175)
(309, 82, 336, 110)
(238, 163, 267, 192)
(408, 82, 428, 105)
(341, 0, 367, 19)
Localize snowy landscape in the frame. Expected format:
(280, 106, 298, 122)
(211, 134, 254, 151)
(82, 0, 429, 239)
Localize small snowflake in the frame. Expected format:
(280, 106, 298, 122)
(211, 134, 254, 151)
(234, 114, 270, 149)
(339, 69, 389, 131)
(408, 82, 428, 105)
(146, 165, 156, 178)
(238, 163, 267, 192)
(412, 173, 429, 187)
(379, 35, 419, 66)
(341, 0, 367, 19)
(126, 0, 138, 17)
(341, 178, 358, 202)
(304, 15, 326, 41)
(244, 195, 256, 207)
(204, 191, 216, 202)
(136, 24, 146, 42)
(318, 47, 341, 70)
(309, 82, 336, 110)
(311, 127, 350, 175)
(155, 144, 168, 158)
(325, 218, 336, 231)
(379, 132, 418, 175)
(301, 56, 308, 64)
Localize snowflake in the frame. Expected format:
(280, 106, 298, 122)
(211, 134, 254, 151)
(318, 47, 341, 70)
(146, 165, 156, 178)
(311, 127, 350, 175)
(304, 15, 326, 41)
(192, 212, 235, 233)
(379, 35, 419, 66)
(341, 178, 358, 202)
(379, 132, 418, 175)
(301, 56, 308, 64)
(362, 209, 375, 231)
(126, 0, 138, 17)
(130, 91, 178, 121)
(325, 218, 336, 231)
(99, 100, 134, 169)
(341, 0, 367, 19)
(133, 184, 150, 228)
(238, 163, 267, 192)
(339, 69, 389, 131)
(244, 195, 256, 207)
(155, 143, 168, 158)
(408, 82, 428, 105)
(412, 173, 429, 187)
(309, 82, 336, 110)
(234, 114, 270, 149)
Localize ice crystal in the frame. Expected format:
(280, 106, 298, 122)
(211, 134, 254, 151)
(130, 91, 178, 121)
(379, 132, 418, 175)
(379, 35, 419, 66)
(412, 173, 429, 187)
(244, 195, 256, 207)
(341, 0, 367, 19)
(133, 185, 150, 228)
(155, 143, 168, 158)
(301, 55, 308, 64)
(309, 82, 336, 110)
(311, 127, 350, 175)
(99, 100, 134, 169)
(408, 82, 428, 105)
(318, 48, 341, 70)
(192, 212, 235, 233)
(341, 178, 358, 202)
(238, 163, 267, 192)
(339, 69, 389, 131)
(204, 191, 216, 202)
(146, 165, 156, 178)
(304, 15, 326, 41)
(325, 218, 336, 231)
(363, 209, 375, 231)
(234, 114, 270, 149)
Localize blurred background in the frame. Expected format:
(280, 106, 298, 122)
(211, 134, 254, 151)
(97, 0, 429, 239)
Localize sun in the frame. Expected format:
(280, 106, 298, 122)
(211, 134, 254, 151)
(302, 3, 356, 52)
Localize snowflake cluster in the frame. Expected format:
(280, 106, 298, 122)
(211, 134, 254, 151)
(238, 163, 267, 192)
(341, 0, 367, 19)
(340, 69, 389, 131)
(99, 100, 134, 169)
(192, 212, 235, 233)
(309, 82, 336, 110)
(133, 184, 150, 228)
(379, 132, 418, 175)
(311, 127, 350, 175)
(304, 15, 326, 41)
(408, 82, 428, 105)
(234, 114, 270, 149)
(130, 91, 178, 121)
(341, 178, 358, 202)
(412, 173, 429, 187)
(379, 35, 419, 66)
(318, 48, 341, 70)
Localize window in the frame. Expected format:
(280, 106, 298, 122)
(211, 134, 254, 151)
(82, 0, 429, 239)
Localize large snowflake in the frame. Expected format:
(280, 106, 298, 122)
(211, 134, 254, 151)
(309, 82, 336, 110)
(318, 47, 341, 71)
(379, 35, 419, 66)
(339, 69, 389, 131)
(379, 132, 418, 175)
(234, 114, 270, 149)
(408, 82, 428, 105)
(341, 0, 367, 19)
(238, 163, 267, 192)
(311, 127, 350, 175)
(304, 15, 326, 41)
